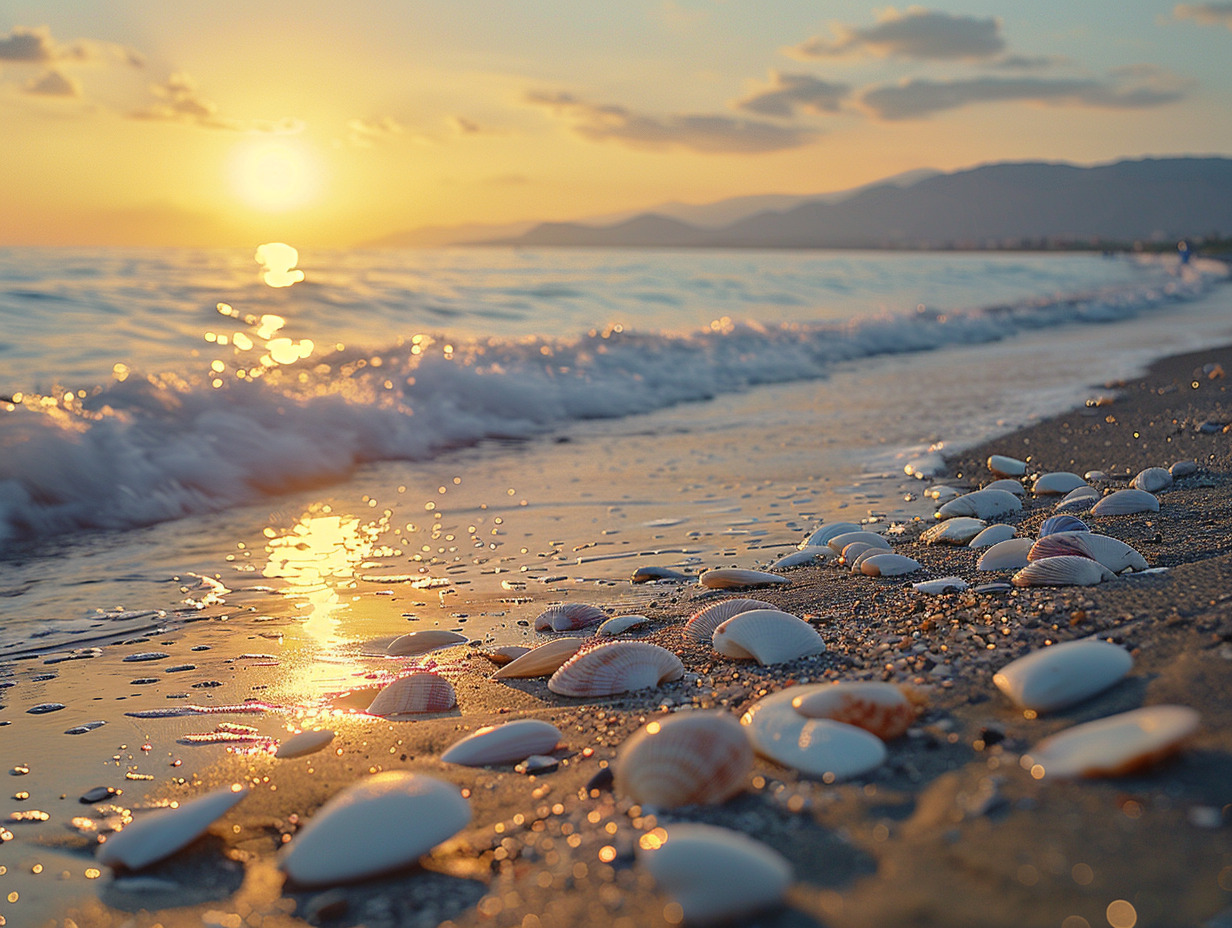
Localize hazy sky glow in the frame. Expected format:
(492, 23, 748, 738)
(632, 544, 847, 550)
(3, 1, 1230, 246)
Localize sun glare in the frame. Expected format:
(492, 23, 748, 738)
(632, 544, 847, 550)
(228, 139, 322, 212)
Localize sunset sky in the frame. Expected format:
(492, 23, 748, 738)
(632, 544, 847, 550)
(3, 1, 1231, 247)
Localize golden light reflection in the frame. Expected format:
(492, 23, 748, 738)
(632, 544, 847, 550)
(255, 242, 305, 288)
(228, 140, 322, 212)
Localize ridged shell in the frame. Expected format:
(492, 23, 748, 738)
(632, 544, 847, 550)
(698, 568, 789, 590)
(1027, 532, 1148, 573)
(638, 823, 793, 926)
(1169, 460, 1198, 479)
(987, 454, 1027, 477)
(1012, 555, 1114, 587)
(993, 639, 1133, 712)
(826, 531, 890, 554)
(969, 524, 1017, 548)
(598, 614, 650, 636)
(1133, 466, 1172, 493)
(682, 599, 774, 644)
(976, 538, 1035, 571)
(1023, 705, 1199, 779)
(275, 729, 336, 759)
(1039, 515, 1089, 536)
(740, 688, 886, 780)
(769, 547, 830, 570)
(1090, 488, 1160, 516)
(386, 630, 468, 657)
(97, 785, 249, 871)
(712, 610, 825, 666)
(548, 641, 684, 696)
(790, 682, 918, 740)
(913, 576, 968, 594)
(441, 718, 562, 766)
(983, 478, 1026, 495)
(921, 517, 986, 545)
(534, 603, 608, 632)
(860, 553, 922, 577)
(278, 772, 470, 886)
(1033, 472, 1089, 496)
(614, 711, 753, 808)
(798, 521, 862, 549)
(491, 638, 583, 679)
(366, 671, 456, 716)
(937, 488, 1022, 520)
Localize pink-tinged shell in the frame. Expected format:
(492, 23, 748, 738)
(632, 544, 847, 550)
(1032, 472, 1089, 496)
(937, 488, 1022, 520)
(921, 517, 986, 545)
(987, 454, 1026, 477)
(386, 630, 468, 657)
(859, 553, 922, 577)
(826, 531, 890, 554)
(598, 614, 651, 636)
(366, 672, 456, 716)
(1027, 532, 1148, 573)
(976, 538, 1034, 571)
(491, 638, 583, 679)
(740, 689, 886, 780)
(698, 568, 789, 590)
(1012, 555, 1114, 587)
(993, 639, 1132, 712)
(441, 718, 562, 766)
(1023, 705, 1199, 779)
(614, 711, 753, 808)
(712, 610, 825, 666)
(790, 682, 919, 740)
(1133, 466, 1172, 493)
(275, 729, 336, 759)
(548, 641, 684, 697)
(482, 646, 531, 667)
(1090, 488, 1160, 516)
(96, 785, 249, 871)
(534, 603, 608, 632)
(682, 599, 774, 644)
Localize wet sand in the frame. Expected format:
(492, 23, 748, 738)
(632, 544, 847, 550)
(5, 344, 1232, 928)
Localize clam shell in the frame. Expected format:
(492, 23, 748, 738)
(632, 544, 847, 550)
(1133, 466, 1173, 493)
(790, 682, 918, 740)
(441, 718, 562, 766)
(826, 531, 890, 554)
(1033, 472, 1089, 496)
(548, 641, 684, 696)
(859, 553, 922, 577)
(97, 785, 250, 871)
(631, 566, 690, 584)
(969, 524, 1017, 548)
(913, 576, 968, 594)
(534, 603, 608, 632)
(987, 454, 1027, 477)
(1169, 460, 1198, 479)
(698, 568, 789, 590)
(491, 638, 583, 679)
(386, 630, 468, 657)
(682, 599, 774, 644)
(638, 823, 792, 926)
(712, 610, 825, 666)
(276, 729, 336, 759)
(770, 547, 830, 570)
(841, 542, 879, 568)
(279, 772, 470, 886)
(993, 639, 1133, 712)
(482, 646, 530, 667)
(920, 517, 986, 545)
(740, 688, 886, 780)
(983, 478, 1025, 495)
(1012, 555, 1114, 587)
(1039, 515, 1089, 537)
(1023, 705, 1199, 779)
(598, 614, 651, 636)
(798, 521, 862, 548)
(1090, 488, 1160, 516)
(976, 538, 1034, 570)
(1054, 487, 1099, 513)
(366, 671, 456, 716)
(1027, 532, 1148, 573)
(614, 710, 753, 808)
(937, 488, 1022, 521)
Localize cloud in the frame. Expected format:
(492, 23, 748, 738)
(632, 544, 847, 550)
(0, 24, 143, 66)
(990, 54, 1067, 70)
(733, 71, 851, 117)
(24, 69, 81, 97)
(1174, 2, 1232, 28)
(347, 115, 405, 146)
(130, 72, 302, 132)
(526, 90, 817, 153)
(788, 8, 1004, 60)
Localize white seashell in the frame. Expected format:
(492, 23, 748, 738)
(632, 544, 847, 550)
(1169, 460, 1198, 479)
(491, 639, 583, 679)
(798, 521, 862, 549)
(698, 568, 789, 590)
(366, 672, 456, 716)
(913, 576, 968, 594)
(1033, 472, 1089, 496)
(712, 610, 825, 666)
(841, 542, 878, 568)
(938, 488, 1022, 521)
(789, 682, 919, 740)
(441, 719, 562, 766)
(279, 772, 470, 886)
(638, 823, 792, 926)
(548, 641, 684, 696)
(826, 531, 890, 554)
(993, 639, 1133, 712)
(969, 524, 1017, 548)
(615, 711, 753, 808)
(386, 630, 468, 657)
(770, 547, 830, 570)
(920, 517, 985, 545)
(276, 729, 336, 759)
(1012, 555, 1114, 587)
(740, 688, 886, 780)
(1133, 467, 1173, 493)
(534, 603, 608, 632)
(1039, 515, 1089, 536)
(860, 553, 922, 577)
(987, 455, 1027, 477)
(976, 538, 1034, 571)
(97, 785, 249, 871)
(1090, 488, 1160, 516)
(1023, 705, 1199, 779)
(1054, 487, 1099, 513)
(983, 478, 1025, 496)
(682, 599, 774, 644)
(597, 614, 651, 636)
(1027, 532, 1148, 573)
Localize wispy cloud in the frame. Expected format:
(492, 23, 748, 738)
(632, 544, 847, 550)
(733, 71, 851, 117)
(788, 9, 1004, 61)
(24, 69, 81, 97)
(1174, 2, 1232, 28)
(0, 24, 143, 66)
(990, 54, 1067, 71)
(130, 72, 301, 132)
(346, 115, 405, 146)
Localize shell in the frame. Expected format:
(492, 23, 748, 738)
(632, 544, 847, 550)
(987, 454, 1027, 477)
(983, 478, 1026, 495)
(920, 517, 986, 545)
(798, 521, 863, 549)
(682, 599, 775, 644)
(1133, 466, 1173, 493)
(976, 538, 1037, 571)
(1032, 472, 1089, 496)
(278, 772, 470, 886)
(482, 646, 531, 667)
(441, 718, 562, 766)
(913, 576, 968, 594)
(1090, 489, 1160, 516)
(1084, 470, 1109, 482)
(969, 524, 1017, 548)
(937, 488, 1022, 521)
(366, 671, 456, 716)
(1023, 705, 1199, 779)
(548, 641, 684, 696)
(826, 531, 890, 554)
(638, 823, 793, 926)
(841, 541, 878, 567)
(597, 614, 650, 636)
(614, 711, 753, 808)
(276, 729, 336, 759)
(1039, 515, 1089, 537)
(491, 638, 583, 679)
(1012, 555, 1114, 587)
(859, 553, 922, 577)
(769, 547, 830, 570)
(712, 610, 825, 666)
(386, 630, 468, 657)
(1027, 532, 1148, 573)
(740, 688, 886, 780)
(97, 785, 249, 871)
(631, 566, 690, 584)
(1054, 487, 1099, 513)
(1169, 460, 1198, 479)
(534, 603, 608, 632)
(993, 639, 1133, 712)
(697, 568, 789, 590)
(789, 682, 918, 740)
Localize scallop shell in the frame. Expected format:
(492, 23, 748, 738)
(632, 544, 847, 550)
(386, 630, 468, 657)
(937, 488, 1022, 521)
(1090, 488, 1160, 516)
(1023, 705, 1199, 779)
(976, 538, 1035, 571)
(769, 547, 830, 570)
(697, 568, 789, 590)
(1027, 532, 1148, 573)
(1032, 472, 1089, 496)
(993, 639, 1133, 712)
(983, 478, 1025, 496)
(987, 454, 1027, 477)
(97, 785, 250, 871)
(1012, 555, 1114, 587)
(912, 576, 968, 594)
(826, 531, 890, 554)
(859, 553, 922, 577)
(798, 521, 862, 549)
(278, 772, 470, 886)
(740, 688, 886, 780)
(789, 682, 918, 740)
(614, 711, 753, 808)
(712, 610, 825, 666)
(682, 599, 774, 644)
(1039, 515, 1089, 537)
(441, 718, 562, 766)
(548, 641, 684, 696)
(366, 671, 456, 716)
(491, 638, 583, 679)
(1133, 466, 1173, 493)
(276, 729, 336, 759)
(534, 603, 608, 632)
(920, 517, 986, 545)
(598, 614, 650, 636)
(1169, 460, 1198, 479)
(969, 524, 1017, 548)
(638, 823, 793, 926)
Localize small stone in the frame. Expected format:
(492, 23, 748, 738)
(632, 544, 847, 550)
(81, 786, 122, 804)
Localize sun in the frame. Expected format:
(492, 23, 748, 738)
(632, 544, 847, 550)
(227, 139, 322, 212)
